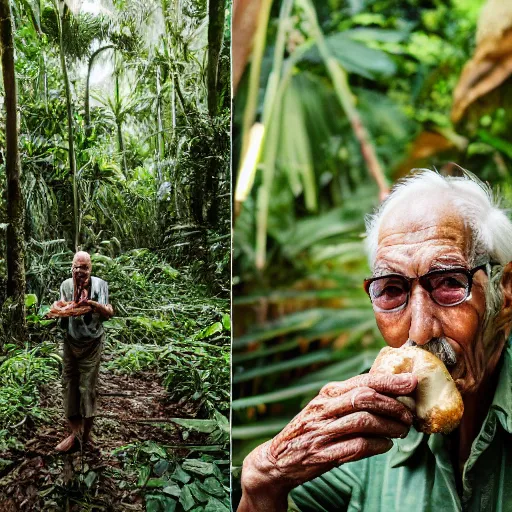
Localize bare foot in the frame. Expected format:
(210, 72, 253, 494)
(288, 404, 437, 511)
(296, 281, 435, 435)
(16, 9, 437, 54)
(55, 434, 77, 452)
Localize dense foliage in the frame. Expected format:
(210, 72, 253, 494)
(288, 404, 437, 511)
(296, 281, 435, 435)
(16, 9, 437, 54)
(0, 0, 230, 509)
(233, 0, 512, 487)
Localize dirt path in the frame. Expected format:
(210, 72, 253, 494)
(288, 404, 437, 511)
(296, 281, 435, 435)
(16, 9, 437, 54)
(0, 369, 206, 511)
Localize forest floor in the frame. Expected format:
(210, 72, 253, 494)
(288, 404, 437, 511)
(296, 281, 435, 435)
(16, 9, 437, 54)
(0, 252, 230, 511)
(0, 352, 228, 511)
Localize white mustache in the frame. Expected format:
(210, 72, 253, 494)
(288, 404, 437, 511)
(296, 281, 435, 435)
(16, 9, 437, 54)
(404, 338, 457, 367)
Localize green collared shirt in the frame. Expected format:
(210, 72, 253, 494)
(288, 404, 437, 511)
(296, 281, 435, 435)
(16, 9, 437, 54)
(291, 343, 512, 512)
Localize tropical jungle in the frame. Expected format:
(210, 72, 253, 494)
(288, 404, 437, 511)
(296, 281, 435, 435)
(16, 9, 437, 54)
(232, 0, 512, 506)
(0, 0, 230, 509)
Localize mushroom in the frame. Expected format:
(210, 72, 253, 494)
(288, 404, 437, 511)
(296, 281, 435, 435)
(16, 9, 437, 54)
(370, 346, 464, 434)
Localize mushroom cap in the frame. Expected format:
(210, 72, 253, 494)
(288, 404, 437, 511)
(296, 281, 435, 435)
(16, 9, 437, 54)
(370, 346, 464, 434)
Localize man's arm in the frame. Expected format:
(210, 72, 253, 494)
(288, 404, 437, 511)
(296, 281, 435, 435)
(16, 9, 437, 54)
(87, 300, 114, 319)
(87, 281, 114, 319)
(238, 373, 417, 511)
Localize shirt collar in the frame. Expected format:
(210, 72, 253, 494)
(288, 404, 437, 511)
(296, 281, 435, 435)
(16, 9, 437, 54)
(488, 338, 512, 433)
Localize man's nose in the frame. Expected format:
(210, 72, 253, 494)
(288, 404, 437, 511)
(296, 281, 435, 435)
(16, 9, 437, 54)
(408, 285, 442, 345)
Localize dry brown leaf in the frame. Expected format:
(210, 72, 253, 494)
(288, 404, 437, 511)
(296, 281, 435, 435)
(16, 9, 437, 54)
(452, 0, 512, 122)
(232, 0, 263, 93)
(394, 131, 456, 179)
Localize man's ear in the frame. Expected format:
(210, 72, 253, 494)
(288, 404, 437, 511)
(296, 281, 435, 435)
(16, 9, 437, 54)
(497, 262, 512, 338)
(501, 262, 512, 311)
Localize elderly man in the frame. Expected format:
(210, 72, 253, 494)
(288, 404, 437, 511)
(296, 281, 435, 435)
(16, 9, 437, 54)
(54, 251, 114, 452)
(239, 170, 512, 511)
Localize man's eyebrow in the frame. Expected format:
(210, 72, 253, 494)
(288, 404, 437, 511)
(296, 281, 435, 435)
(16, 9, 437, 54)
(428, 259, 467, 271)
(372, 266, 401, 277)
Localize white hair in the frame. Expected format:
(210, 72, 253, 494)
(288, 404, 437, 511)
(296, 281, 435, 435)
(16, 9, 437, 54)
(365, 169, 512, 271)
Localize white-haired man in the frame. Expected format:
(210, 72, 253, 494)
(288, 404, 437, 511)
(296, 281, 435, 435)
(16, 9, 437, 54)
(55, 251, 114, 452)
(239, 170, 512, 511)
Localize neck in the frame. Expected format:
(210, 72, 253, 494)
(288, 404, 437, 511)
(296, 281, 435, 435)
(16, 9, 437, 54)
(456, 371, 498, 468)
(455, 337, 505, 472)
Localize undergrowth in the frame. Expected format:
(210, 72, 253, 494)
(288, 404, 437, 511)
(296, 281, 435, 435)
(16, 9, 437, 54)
(0, 249, 230, 509)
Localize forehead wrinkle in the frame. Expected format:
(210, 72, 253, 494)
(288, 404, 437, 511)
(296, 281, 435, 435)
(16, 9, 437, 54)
(378, 232, 466, 248)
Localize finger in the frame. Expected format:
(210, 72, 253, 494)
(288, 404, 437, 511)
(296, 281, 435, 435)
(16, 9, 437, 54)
(319, 386, 414, 425)
(319, 412, 409, 443)
(307, 436, 393, 466)
(320, 373, 417, 398)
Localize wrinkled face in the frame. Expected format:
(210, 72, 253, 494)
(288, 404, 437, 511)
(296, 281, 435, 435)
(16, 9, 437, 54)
(372, 195, 499, 395)
(72, 253, 92, 286)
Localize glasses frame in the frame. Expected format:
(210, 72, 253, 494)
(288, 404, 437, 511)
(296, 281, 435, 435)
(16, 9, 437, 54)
(363, 264, 490, 311)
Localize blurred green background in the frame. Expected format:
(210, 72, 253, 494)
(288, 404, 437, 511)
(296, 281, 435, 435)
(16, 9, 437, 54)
(231, 0, 512, 497)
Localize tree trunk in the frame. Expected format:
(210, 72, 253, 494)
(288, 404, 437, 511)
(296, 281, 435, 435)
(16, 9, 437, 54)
(156, 64, 165, 180)
(56, 2, 80, 250)
(207, 0, 226, 117)
(85, 44, 114, 140)
(114, 55, 128, 174)
(0, 0, 27, 340)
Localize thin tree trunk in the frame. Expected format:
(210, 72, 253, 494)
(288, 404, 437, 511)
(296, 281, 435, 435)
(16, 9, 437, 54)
(207, 0, 226, 116)
(85, 44, 114, 140)
(114, 62, 128, 174)
(0, 0, 27, 339)
(56, 3, 80, 250)
(116, 120, 126, 167)
(171, 73, 176, 132)
(156, 64, 165, 179)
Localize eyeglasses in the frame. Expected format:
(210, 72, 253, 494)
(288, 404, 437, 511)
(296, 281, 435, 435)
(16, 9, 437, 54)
(364, 264, 490, 312)
(72, 265, 90, 271)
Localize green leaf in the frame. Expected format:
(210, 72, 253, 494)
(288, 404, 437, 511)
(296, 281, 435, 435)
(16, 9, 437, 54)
(345, 28, 409, 43)
(233, 309, 324, 348)
(231, 419, 292, 440)
(146, 478, 169, 488)
(204, 497, 229, 512)
(146, 494, 177, 512)
(231, 381, 325, 410)
(168, 418, 219, 434)
(179, 484, 196, 511)
(304, 33, 397, 78)
(140, 441, 167, 458)
(25, 294, 38, 308)
(199, 477, 226, 498)
(221, 314, 231, 331)
(171, 464, 191, 484)
(233, 349, 333, 383)
(84, 471, 97, 489)
(182, 460, 215, 477)
(186, 482, 210, 503)
(162, 483, 182, 498)
(196, 322, 223, 340)
(154, 459, 169, 477)
(137, 465, 151, 487)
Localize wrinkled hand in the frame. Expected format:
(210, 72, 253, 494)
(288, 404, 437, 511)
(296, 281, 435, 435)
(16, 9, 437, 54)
(239, 373, 417, 511)
(85, 300, 114, 319)
(86, 299, 99, 311)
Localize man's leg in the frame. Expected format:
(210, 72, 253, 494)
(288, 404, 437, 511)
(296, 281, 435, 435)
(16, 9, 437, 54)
(83, 417, 94, 443)
(78, 334, 104, 445)
(57, 338, 83, 452)
(56, 415, 82, 452)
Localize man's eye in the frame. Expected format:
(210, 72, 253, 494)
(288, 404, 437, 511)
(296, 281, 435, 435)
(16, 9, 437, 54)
(378, 285, 404, 298)
(434, 275, 467, 289)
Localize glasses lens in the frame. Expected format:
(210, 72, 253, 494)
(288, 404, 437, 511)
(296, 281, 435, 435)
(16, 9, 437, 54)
(369, 276, 409, 311)
(428, 271, 469, 305)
